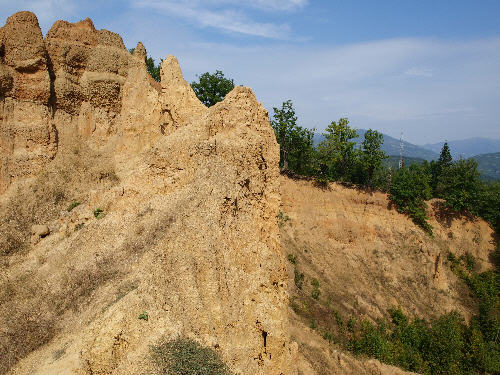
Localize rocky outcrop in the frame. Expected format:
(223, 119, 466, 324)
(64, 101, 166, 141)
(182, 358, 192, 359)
(0, 12, 56, 195)
(0, 11, 295, 375)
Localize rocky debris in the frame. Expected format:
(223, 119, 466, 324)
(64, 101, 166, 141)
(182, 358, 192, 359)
(30, 224, 50, 243)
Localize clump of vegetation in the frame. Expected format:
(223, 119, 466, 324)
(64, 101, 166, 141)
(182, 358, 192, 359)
(75, 223, 84, 231)
(345, 306, 500, 374)
(287, 253, 297, 265)
(93, 208, 105, 219)
(311, 278, 321, 300)
(314, 176, 330, 189)
(138, 312, 149, 321)
(277, 211, 290, 227)
(271, 100, 315, 173)
(310, 319, 317, 330)
(151, 337, 231, 375)
(67, 201, 81, 212)
(294, 268, 304, 289)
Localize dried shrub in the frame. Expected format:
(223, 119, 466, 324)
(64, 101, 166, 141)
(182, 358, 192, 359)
(151, 337, 231, 375)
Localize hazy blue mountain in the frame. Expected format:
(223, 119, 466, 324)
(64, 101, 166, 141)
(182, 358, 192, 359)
(423, 138, 500, 159)
(471, 152, 500, 181)
(314, 129, 439, 161)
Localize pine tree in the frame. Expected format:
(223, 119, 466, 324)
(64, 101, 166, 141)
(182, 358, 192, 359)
(438, 142, 452, 168)
(431, 142, 453, 196)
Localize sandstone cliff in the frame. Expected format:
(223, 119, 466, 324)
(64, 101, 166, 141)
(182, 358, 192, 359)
(0, 11, 295, 375)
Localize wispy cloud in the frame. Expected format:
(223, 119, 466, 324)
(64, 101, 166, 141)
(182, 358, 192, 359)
(405, 66, 434, 77)
(242, 0, 308, 12)
(131, 0, 301, 39)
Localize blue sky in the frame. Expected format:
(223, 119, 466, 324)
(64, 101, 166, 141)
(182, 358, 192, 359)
(2, 0, 500, 144)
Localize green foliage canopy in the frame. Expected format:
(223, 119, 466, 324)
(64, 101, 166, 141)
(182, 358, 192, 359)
(271, 100, 315, 174)
(191, 70, 235, 107)
(318, 118, 358, 180)
(389, 164, 432, 233)
(359, 129, 387, 187)
(438, 159, 482, 213)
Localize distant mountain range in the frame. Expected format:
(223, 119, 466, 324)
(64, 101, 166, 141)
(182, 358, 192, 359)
(471, 152, 500, 182)
(313, 129, 439, 160)
(422, 138, 500, 159)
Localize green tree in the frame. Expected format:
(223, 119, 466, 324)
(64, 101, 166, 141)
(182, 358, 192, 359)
(438, 159, 482, 214)
(477, 181, 500, 232)
(389, 164, 433, 233)
(190, 70, 235, 107)
(359, 129, 387, 187)
(318, 118, 358, 180)
(438, 141, 453, 167)
(271, 100, 315, 174)
(430, 142, 453, 195)
(146, 56, 161, 82)
(289, 126, 316, 175)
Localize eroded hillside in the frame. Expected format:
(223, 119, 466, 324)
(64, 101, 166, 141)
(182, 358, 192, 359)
(280, 176, 496, 374)
(0, 10, 497, 375)
(0, 11, 294, 375)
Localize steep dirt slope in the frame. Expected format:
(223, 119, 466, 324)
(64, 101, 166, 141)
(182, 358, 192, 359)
(280, 176, 495, 374)
(0, 12, 295, 375)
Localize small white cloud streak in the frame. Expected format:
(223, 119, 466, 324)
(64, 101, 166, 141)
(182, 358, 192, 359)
(167, 0, 308, 12)
(405, 67, 434, 77)
(131, 0, 294, 39)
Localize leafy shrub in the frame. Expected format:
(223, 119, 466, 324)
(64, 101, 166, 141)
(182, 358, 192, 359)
(277, 211, 290, 227)
(67, 201, 81, 212)
(323, 330, 334, 342)
(151, 338, 230, 375)
(314, 176, 330, 189)
(347, 317, 356, 333)
(93, 208, 105, 219)
(311, 278, 321, 300)
(287, 253, 297, 265)
(138, 312, 149, 321)
(333, 310, 345, 331)
(294, 268, 304, 289)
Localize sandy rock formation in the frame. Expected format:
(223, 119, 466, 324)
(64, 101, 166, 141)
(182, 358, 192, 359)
(0, 11, 295, 375)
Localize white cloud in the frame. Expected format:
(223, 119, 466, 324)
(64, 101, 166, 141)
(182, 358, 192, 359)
(131, 0, 298, 39)
(245, 0, 308, 11)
